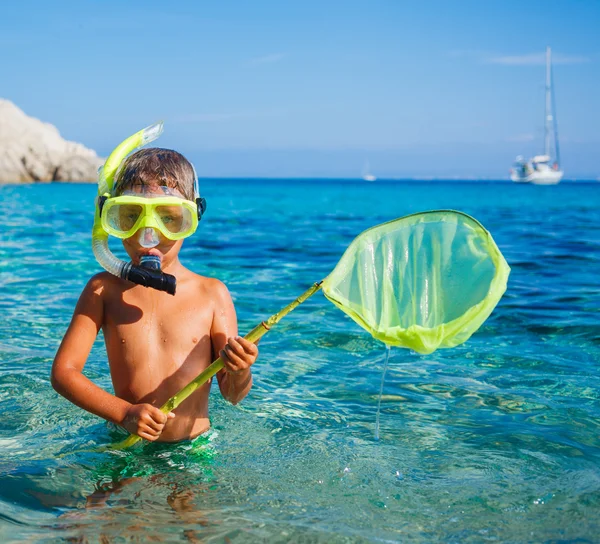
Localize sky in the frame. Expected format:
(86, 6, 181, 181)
(1, 0, 599, 179)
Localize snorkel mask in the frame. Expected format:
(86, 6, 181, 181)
(92, 122, 207, 295)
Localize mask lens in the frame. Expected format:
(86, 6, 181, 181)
(106, 204, 143, 234)
(155, 205, 193, 235)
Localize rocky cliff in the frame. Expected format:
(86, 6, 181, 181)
(0, 99, 102, 183)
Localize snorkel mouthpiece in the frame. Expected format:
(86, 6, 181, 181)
(123, 260, 176, 296)
(139, 254, 162, 271)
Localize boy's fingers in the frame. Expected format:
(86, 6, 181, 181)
(220, 352, 244, 374)
(226, 337, 244, 357)
(147, 406, 167, 425)
(220, 343, 238, 360)
(167, 412, 176, 419)
(220, 349, 242, 372)
(229, 337, 258, 359)
(219, 350, 232, 369)
(139, 431, 158, 442)
(140, 409, 167, 432)
(222, 346, 244, 367)
(236, 337, 258, 354)
(144, 417, 164, 433)
(139, 423, 159, 436)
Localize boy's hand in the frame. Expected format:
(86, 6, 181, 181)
(121, 403, 175, 441)
(220, 336, 258, 374)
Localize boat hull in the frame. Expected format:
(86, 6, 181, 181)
(529, 170, 563, 185)
(511, 170, 563, 185)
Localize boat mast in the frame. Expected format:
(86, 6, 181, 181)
(550, 48, 561, 167)
(544, 46, 552, 158)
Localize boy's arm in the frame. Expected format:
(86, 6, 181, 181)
(51, 276, 131, 424)
(211, 280, 258, 405)
(51, 276, 172, 440)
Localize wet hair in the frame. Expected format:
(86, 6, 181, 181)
(113, 148, 196, 201)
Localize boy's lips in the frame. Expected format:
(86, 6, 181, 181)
(137, 248, 162, 260)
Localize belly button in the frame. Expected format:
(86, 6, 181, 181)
(121, 339, 126, 344)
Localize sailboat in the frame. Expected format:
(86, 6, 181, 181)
(510, 46, 563, 185)
(362, 160, 376, 182)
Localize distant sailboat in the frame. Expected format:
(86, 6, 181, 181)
(510, 46, 563, 185)
(362, 160, 376, 182)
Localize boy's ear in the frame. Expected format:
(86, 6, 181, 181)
(196, 197, 207, 220)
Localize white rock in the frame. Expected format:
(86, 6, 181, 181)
(0, 99, 103, 183)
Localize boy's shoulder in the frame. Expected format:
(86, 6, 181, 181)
(84, 271, 126, 293)
(80, 272, 146, 301)
(180, 270, 231, 300)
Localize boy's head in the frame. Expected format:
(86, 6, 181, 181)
(113, 148, 196, 200)
(92, 123, 204, 295)
(102, 147, 205, 267)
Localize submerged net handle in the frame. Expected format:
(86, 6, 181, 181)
(112, 281, 323, 450)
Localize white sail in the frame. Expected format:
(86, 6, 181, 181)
(362, 160, 376, 182)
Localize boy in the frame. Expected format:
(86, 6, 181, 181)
(51, 144, 258, 443)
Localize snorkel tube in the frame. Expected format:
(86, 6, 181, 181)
(92, 122, 177, 295)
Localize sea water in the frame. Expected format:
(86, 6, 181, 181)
(0, 180, 599, 542)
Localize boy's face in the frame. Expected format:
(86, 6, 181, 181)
(119, 183, 187, 267)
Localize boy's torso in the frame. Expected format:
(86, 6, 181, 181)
(98, 269, 219, 441)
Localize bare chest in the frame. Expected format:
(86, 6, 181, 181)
(102, 285, 214, 381)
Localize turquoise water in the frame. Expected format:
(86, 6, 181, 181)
(1, 180, 599, 542)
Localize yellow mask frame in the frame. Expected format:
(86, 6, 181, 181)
(99, 193, 199, 241)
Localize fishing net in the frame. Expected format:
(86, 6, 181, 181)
(321, 210, 510, 354)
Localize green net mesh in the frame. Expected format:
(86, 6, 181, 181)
(321, 210, 510, 354)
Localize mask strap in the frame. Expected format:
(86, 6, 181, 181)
(191, 162, 207, 221)
(191, 163, 200, 199)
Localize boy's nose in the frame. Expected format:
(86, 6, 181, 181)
(138, 227, 160, 248)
